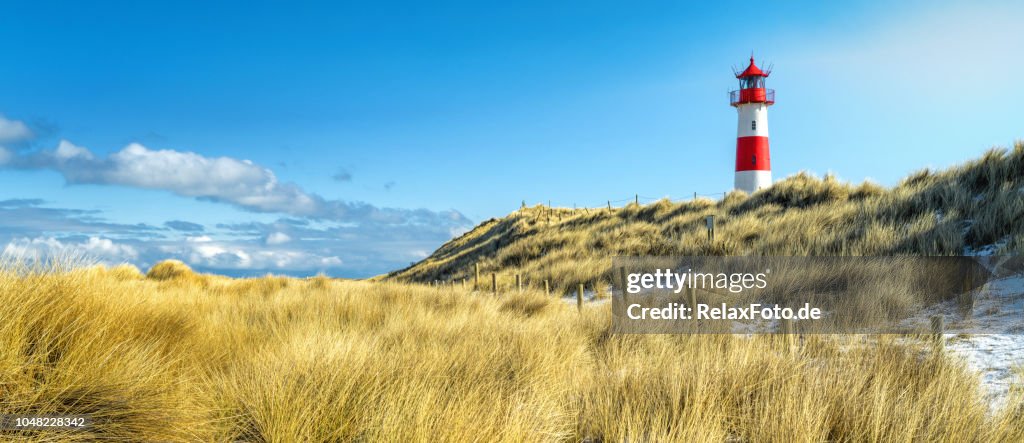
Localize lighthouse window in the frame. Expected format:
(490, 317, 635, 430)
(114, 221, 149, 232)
(741, 77, 764, 89)
(751, 120, 756, 130)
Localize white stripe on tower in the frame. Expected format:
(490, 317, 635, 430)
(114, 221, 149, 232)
(736, 104, 769, 138)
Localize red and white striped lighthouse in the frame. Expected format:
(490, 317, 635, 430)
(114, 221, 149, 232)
(730, 56, 775, 194)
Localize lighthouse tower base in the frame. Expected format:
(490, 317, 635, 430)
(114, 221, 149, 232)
(735, 170, 772, 194)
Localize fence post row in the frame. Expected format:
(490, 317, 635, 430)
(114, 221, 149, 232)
(463, 262, 601, 309)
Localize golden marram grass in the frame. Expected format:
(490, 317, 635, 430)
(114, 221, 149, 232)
(1, 260, 1022, 441)
(389, 143, 1024, 294)
(2, 143, 1024, 441)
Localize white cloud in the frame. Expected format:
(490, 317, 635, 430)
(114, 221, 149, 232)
(0, 115, 31, 143)
(265, 232, 291, 245)
(54, 139, 93, 161)
(5, 139, 472, 231)
(321, 256, 343, 266)
(55, 142, 322, 215)
(163, 236, 343, 271)
(2, 236, 138, 264)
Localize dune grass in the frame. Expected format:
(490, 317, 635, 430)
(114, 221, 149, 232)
(3, 145, 1024, 440)
(388, 143, 1024, 294)
(1, 261, 1023, 441)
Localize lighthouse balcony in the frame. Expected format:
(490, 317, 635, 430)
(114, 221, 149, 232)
(730, 88, 775, 106)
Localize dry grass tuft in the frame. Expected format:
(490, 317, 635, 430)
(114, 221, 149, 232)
(108, 263, 144, 280)
(145, 259, 197, 281)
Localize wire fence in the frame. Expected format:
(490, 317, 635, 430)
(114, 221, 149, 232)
(520, 191, 732, 212)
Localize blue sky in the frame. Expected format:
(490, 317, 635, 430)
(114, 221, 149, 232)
(0, 0, 1021, 277)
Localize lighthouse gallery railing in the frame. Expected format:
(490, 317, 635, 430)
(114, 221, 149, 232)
(730, 88, 775, 106)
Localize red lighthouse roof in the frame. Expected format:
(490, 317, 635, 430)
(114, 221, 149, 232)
(736, 56, 769, 78)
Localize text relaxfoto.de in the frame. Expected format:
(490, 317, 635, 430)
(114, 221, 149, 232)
(626, 303, 823, 321)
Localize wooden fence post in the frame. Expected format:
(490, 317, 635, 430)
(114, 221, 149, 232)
(705, 215, 715, 242)
(618, 267, 628, 302)
(607, 200, 611, 212)
(783, 319, 797, 355)
(688, 286, 699, 332)
(960, 277, 975, 320)
(931, 315, 944, 353)
(516, 274, 522, 292)
(635, 194, 639, 206)
(492, 273, 497, 295)
(577, 284, 584, 311)
(544, 279, 550, 295)
(462, 278, 467, 289)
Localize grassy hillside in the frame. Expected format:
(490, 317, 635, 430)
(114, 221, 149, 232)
(3, 145, 1023, 441)
(388, 143, 1024, 293)
(2, 262, 1022, 441)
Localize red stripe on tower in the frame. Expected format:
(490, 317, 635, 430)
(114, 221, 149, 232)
(730, 55, 774, 193)
(735, 137, 770, 171)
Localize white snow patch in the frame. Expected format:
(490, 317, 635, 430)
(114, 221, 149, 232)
(560, 285, 613, 305)
(900, 271, 1024, 409)
(963, 236, 1010, 256)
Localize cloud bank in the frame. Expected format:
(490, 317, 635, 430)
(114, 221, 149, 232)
(0, 120, 472, 276)
(2, 138, 470, 228)
(0, 196, 460, 278)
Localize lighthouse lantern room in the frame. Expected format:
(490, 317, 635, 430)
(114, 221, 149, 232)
(730, 56, 774, 194)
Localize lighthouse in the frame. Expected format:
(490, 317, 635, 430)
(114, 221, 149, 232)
(730, 56, 774, 194)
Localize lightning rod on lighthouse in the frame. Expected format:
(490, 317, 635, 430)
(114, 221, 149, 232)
(730, 56, 774, 194)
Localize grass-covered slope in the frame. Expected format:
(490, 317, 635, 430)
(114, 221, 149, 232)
(388, 144, 1024, 292)
(3, 144, 1023, 441)
(3, 262, 1022, 441)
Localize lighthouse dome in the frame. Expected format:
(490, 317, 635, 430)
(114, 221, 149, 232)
(736, 56, 769, 78)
